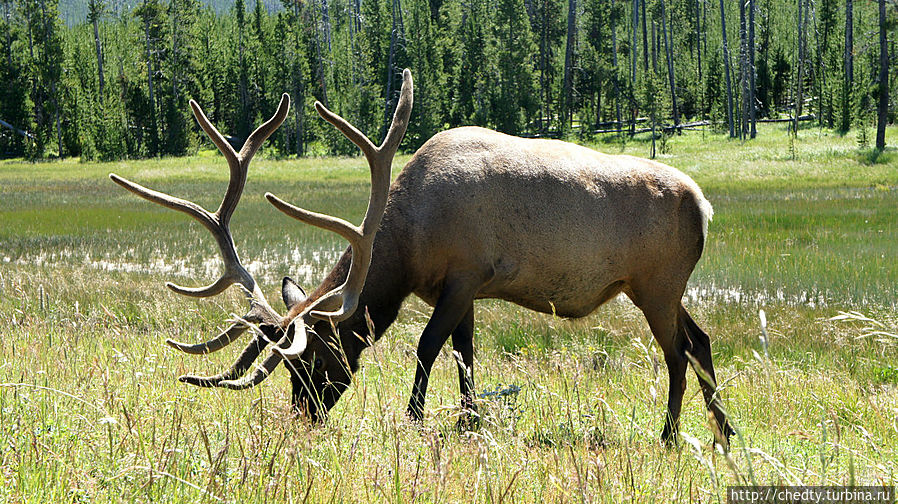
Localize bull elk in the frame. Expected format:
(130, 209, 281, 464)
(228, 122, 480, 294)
(110, 69, 733, 445)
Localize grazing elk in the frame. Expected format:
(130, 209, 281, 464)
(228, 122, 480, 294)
(110, 70, 733, 445)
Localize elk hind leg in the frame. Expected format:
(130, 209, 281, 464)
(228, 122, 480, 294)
(679, 304, 735, 443)
(630, 290, 688, 445)
(451, 305, 478, 429)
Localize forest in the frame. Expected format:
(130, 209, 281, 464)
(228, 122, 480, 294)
(0, 0, 895, 160)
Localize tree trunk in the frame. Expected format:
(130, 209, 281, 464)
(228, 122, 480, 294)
(312, 0, 328, 107)
(652, 20, 657, 74)
(53, 81, 61, 156)
(631, 0, 638, 86)
(90, 11, 105, 95)
(612, 0, 622, 134)
(39, 0, 62, 156)
(3, 0, 12, 69)
(292, 0, 304, 156)
(640, 0, 648, 71)
(749, 0, 756, 138)
(795, 0, 805, 133)
(562, 0, 576, 128)
(382, 0, 404, 141)
(660, 0, 679, 127)
(540, 0, 548, 132)
(740, 0, 747, 139)
(695, 0, 702, 81)
(719, 0, 734, 137)
(321, 0, 331, 51)
(143, 17, 157, 154)
(875, 0, 888, 150)
(171, 6, 178, 103)
(810, 0, 822, 127)
(841, 0, 853, 131)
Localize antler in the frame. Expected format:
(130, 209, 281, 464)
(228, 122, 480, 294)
(221, 69, 413, 375)
(109, 94, 298, 385)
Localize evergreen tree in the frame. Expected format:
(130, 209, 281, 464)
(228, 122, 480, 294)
(0, 0, 32, 156)
(491, 0, 538, 134)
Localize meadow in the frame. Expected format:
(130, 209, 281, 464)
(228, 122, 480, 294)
(1, 123, 897, 502)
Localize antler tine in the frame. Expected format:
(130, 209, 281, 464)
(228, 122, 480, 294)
(217, 338, 290, 389)
(215, 94, 291, 226)
(378, 69, 414, 158)
(264, 193, 362, 243)
(314, 102, 377, 162)
(189, 99, 239, 170)
(177, 331, 271, 387)
(166, 320, 251, 355)
(239, 93, 291, 163)
(109, 174, 216, 230)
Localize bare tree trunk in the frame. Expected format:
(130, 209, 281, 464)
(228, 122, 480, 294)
(562, 0, 576, 128)
(91, 11, 105, 95)
(382, 0, 404, 141)
(811, 0, 822, 126)
(612, 0, 622, 134)
(51, 80, 61, 156)
(312, 0, 329, 107)
(695, 0, 702, 81)
(26, 3, 34, 60)
(719, 0, 734, 137)
(292, 0, 304, 156)
(238, 13, 247, 133)
(143, 17, 157, 154)
(631, 0, 638, 86)
(321, 0, 331, 51)
(652, 20, 657, 74)
(0, 119, 34, 138)
(541, 0, 548, 132)
(794, 0, 805, 133)
(660, 0, 679, 127)
(875, 0, 888, 150)
(841, 0, 853, 131)
(739, 0, 747, 139)
(3, 0, 12, 69)
(749, 0, 756, 138)
(171, 7, 178, 102)
(40, 0, 62, 156)
(640, 0, 648, 71)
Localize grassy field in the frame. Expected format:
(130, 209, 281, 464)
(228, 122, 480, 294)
(1, 123, 897, 502)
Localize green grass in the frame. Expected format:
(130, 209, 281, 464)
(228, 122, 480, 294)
(1, 123, 897, 502)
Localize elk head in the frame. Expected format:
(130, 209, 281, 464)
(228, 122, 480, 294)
(110, 70, 413, 416)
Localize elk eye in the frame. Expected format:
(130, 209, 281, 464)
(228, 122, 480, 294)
(314, 357, 323, 369)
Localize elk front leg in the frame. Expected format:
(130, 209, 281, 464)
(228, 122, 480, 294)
(451, 305, 478, 429)
(407, 279, 478, 421)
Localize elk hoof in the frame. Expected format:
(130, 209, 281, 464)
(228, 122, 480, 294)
(455, 409, 481, 433)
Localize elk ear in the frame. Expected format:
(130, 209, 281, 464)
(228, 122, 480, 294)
(281, 277, 307, 310)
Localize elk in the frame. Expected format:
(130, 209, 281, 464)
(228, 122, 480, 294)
(110, 69, 733, 445)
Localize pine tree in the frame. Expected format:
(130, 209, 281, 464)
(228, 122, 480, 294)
(135, 0, 165, 155)
(491, 0, 538, 134)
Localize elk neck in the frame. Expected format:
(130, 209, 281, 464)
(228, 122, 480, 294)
(287, 217, 412, 357)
